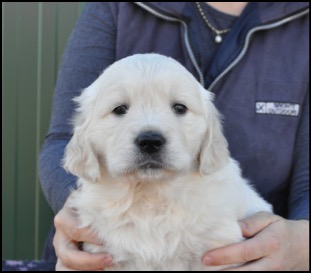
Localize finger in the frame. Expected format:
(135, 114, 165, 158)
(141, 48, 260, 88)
(223, 257, 283, 271)
(54, 213, 102, 245)
(55, 259, 76, 271)
(54, 230, 112, 270)
(202, 233, 271, 266)
(69, 225, 103, 245)
(59, 244, 112, 270)
(238, 211, 280, 238)
(56, 258, 109, 271)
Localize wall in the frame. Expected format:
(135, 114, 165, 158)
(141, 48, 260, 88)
(2, 2, 85, 260)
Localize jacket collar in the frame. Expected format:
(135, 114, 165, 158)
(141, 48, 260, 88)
(258, 2, 309, 23)
(138, 2, 309, 23)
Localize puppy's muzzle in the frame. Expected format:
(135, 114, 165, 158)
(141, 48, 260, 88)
(135, 131, 166, 155)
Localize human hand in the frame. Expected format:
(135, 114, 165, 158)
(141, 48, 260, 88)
(53, 199, 113, 271)
(201, 212, 309, 271)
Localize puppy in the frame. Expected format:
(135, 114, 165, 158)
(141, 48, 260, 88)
(63, 54, 272, 270)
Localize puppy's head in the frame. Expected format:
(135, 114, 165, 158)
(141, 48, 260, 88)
(63, 54, 229, 183)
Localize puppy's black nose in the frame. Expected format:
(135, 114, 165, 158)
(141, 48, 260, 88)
(135, 131, 166, 154)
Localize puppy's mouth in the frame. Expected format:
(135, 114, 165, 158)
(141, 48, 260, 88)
(122, 159, 176, 181)
(138, 162, 164, 170)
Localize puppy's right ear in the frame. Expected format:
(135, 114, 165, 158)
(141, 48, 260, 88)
(63, 87, 101, 183)
(63, 129, 100, 183)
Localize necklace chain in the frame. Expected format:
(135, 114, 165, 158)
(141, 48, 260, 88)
(195, 2, 230, 43)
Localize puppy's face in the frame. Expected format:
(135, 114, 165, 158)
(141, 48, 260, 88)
(64, 54, 229, 182)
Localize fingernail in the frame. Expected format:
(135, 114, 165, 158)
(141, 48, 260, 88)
(238, 220, 246, 230)
(203, 256, 214, 266)
(103, 257, 113, 267)
(238, 221, 249, 235)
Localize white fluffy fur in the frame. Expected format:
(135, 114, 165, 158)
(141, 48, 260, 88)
(63, 54, 272, 270)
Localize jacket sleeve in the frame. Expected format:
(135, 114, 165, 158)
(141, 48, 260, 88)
(288, 90, 309, 220)
(39, 3, 116, 213)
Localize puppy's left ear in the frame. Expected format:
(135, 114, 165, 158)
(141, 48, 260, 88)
(199, 90, 230, 175)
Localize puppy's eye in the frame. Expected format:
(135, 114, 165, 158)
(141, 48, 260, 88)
(172, 103, 187, 115)
(112, 105, 129, 116)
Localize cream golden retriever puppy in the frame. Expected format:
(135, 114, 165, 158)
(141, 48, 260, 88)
(63, 53, 272, 270)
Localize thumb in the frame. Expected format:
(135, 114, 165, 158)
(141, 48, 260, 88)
(238, 211, 280, 238)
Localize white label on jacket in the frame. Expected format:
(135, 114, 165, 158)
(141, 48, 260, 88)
(256, 102, 300, 117)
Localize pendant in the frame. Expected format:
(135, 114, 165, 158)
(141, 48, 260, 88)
(215, 35, 222, 43)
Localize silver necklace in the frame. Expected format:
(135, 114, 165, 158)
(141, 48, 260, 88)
(196, 2, 230, 43)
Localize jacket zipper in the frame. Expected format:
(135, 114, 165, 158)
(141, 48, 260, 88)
(135, 2, 204, 85)
(135, 3, 308, 92)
